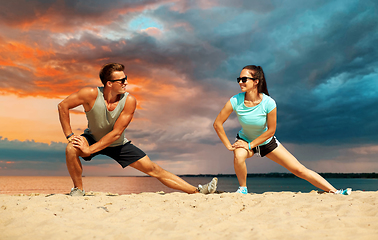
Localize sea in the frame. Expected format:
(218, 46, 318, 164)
(0, 176, 377, 195)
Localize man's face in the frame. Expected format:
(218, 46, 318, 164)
(109, 71, 127, 93)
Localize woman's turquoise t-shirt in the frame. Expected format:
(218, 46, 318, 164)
(230, 93, 276, 146)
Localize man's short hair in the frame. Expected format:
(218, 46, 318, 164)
(99, 63, 125, 85)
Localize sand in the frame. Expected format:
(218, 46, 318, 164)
(1, 191, 377, 240)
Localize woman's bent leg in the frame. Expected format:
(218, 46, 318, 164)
(233, 148, 251, 187)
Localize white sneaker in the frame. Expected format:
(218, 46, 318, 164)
(198, 177, 218, 194)
(70, 187, 85, 196)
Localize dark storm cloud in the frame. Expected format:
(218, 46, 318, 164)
(59, 0, 378, 147)
(0, 0, 162, 29)
(262, 2, 378, 144)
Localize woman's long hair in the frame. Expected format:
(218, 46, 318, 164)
(242, 65, 269, 96)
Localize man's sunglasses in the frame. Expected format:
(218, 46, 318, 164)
(237, 77, 258, 83)
(108, 76, 127, 84)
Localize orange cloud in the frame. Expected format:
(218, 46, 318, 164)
(0, 161, 15, 164)
(35, 66, 64, 77)
(3, 41, 55, 60)
(66, 41, 96, 51)
(0, 38, 101, 97)
(142, 27, 162, 37)
(101, 46, 112, 52)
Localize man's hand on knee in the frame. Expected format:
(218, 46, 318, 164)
(71, 136, 91, 156)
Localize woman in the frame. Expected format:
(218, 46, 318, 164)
(213, 65, 351, 195)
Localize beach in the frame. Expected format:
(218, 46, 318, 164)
(1, 191, 377, 240)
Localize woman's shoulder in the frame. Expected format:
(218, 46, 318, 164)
(262, 94, 276, 112)
(230, 92, 245, 106)
(262, 93, 275, 103)
(230, 92, 245, 101)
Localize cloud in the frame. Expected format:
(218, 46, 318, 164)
(349, 145, 378, 155)
(0, 137, 66, 162)
(0, 0, 166, 32)
(1, 0, 378, 175)
(0, 137, 126, 175)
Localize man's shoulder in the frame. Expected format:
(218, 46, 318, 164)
(125, 93, 136, 106)
(77, 87, 99, 99)
(125, 93, 136, 100)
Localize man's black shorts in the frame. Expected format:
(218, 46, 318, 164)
(81, 133, 146, 168)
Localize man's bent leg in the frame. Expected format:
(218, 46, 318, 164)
(130, 156, 199, 194)
(65, 142, 85, 190)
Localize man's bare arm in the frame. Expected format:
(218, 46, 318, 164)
(58, 87, 97, 139)
(71, 94, 137, 155)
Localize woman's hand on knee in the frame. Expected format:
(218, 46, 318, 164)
(232, 140, 249, 151)
(233, 142, 254, 158)
(227, 145, 236, 151)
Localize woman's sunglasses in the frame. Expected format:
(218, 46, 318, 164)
(237, 77, 258, 83)
(108, 76, 127, 85)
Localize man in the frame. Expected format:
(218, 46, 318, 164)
(58, 63, 217, 196)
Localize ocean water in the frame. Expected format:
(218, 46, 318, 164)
(0, 176, 377, 195)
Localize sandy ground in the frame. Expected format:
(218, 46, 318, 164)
(1, 191, 377, 240)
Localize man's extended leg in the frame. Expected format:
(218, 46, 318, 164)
(130, 156, 217, 194)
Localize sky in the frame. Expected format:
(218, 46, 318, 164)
(0, 0, 377, 176)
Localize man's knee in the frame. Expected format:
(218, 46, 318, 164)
(65, 143, 82, 158)
(146, 162, 164, 177)
(66, 143, 76, 155)
(132, 157, 164, 177)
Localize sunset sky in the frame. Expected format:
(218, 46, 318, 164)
(1, 0, 377, 176)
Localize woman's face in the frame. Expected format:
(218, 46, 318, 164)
(238, 69, 258, 92)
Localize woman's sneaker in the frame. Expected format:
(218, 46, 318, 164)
(333, 188, 352, 195)
(197, 177, 218, 194)
(70, 187, 85, 196)
(236, 186, 248, 194)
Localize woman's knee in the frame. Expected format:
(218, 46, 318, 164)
(290, 166, 308, 179)
(234, 150, 248, 165)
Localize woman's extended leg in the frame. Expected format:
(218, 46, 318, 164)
(266, 144, 337, 192)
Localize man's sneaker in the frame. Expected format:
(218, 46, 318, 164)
(198, 177, 218, 194)
(333, 188, 352, 195)
(236, 186, 248, 194)
(70, 187, 85, 196)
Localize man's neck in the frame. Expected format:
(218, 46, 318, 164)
(103, 86, 120, 103)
